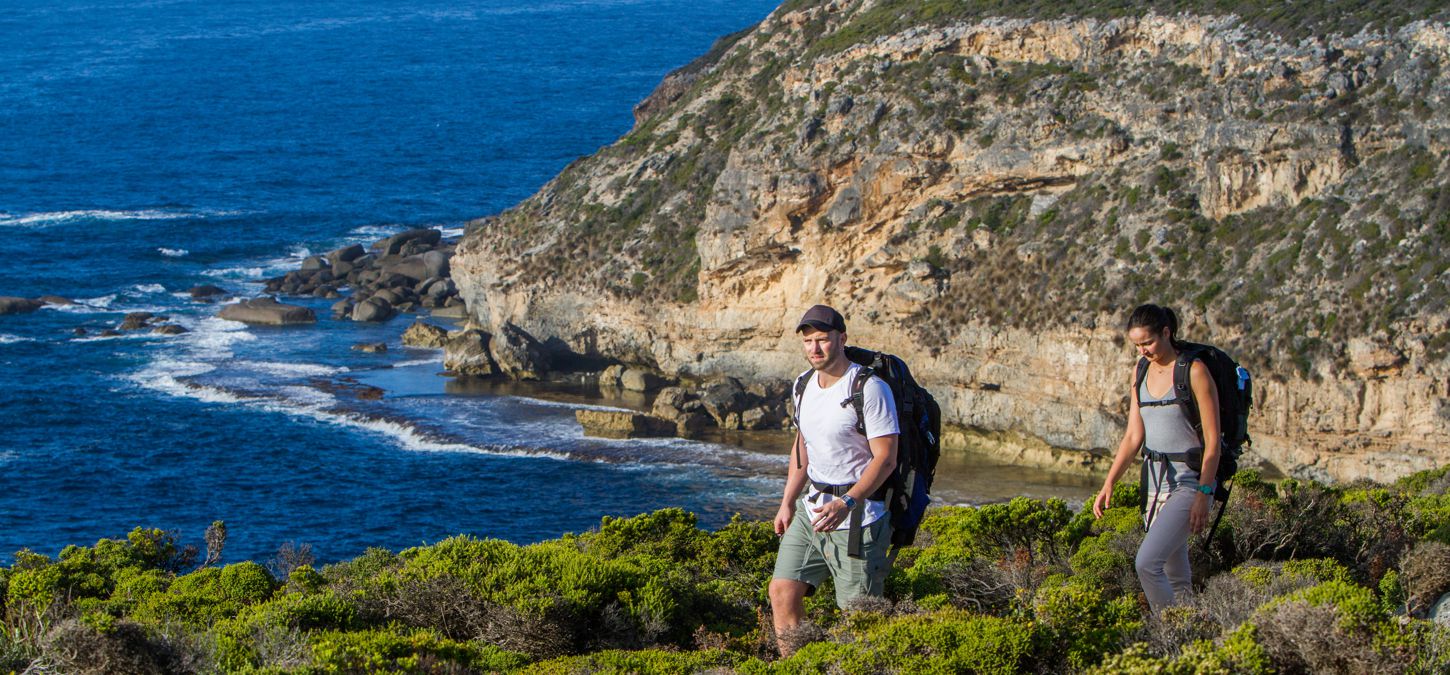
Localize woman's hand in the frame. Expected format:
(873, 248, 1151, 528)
(1189, 492, 1210, 533)
(1092, 483, 1114, 518)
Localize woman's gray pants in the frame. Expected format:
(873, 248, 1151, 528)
(1137, 478, 1198, 611)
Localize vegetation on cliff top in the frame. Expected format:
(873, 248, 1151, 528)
(3, 466, 1449, 672)
(780, 0, 1450, 50)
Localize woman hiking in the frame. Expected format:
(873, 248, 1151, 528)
(1092, 304, 1221, 612)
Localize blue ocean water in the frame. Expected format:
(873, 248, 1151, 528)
(0, 0, 1095, 564)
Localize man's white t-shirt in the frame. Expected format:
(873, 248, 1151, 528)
(797, 362, 899, 529)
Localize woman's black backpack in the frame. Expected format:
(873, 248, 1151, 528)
(1134, 342, 1253, 539)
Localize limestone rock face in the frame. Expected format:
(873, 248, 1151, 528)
(454, 7, 1450, 482)
(490, 323, 550, 380)
(219, 298, 316, 326)
(443, 329, 496, 376)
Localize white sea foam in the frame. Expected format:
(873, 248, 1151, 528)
(72, 332, 157, 343)
(0, 334, 32, 344)
(393, 358, 441, 367)
(439, 226, 466, 239)
(202, 265, 265, 280)
(236, 360, 348, 377)
(348, 224, 398, 240)
(240, 393, 572, 462)
(0, 208, 243, 228)
(505, 397, 636, 414)
(277, 385, 340, 407)
(158, 247, 189, 257)
(128, 283, 168, 295)
(178, 317, 256, 356)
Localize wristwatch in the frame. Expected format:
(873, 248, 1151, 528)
(841, 495, 857, 510)
(1197, 483, 1216, 496)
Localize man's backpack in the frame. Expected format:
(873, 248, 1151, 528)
(792, 346, 942, 552)
(1134, 342, 1252, 540)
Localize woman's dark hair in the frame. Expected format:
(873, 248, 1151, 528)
(1126, 304, 1183, 348)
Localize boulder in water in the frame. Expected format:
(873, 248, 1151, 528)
(443, 329, 497, 376)
(621, 367, 669, 393)
(576, 410, 675, 439)
(328, 243, 366, 264)
(119, 312, 157, 331)
(188, 285, 227, 301)
(351, 297, 395, 323)
(219, 297, 317, 326)
(378, 228, 441, 256)
(0, 297, 43, 315)
(402, 321, 448, 348)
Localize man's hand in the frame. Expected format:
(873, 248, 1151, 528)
(774, 502, 795, 536)
(810, 499, 850, 532)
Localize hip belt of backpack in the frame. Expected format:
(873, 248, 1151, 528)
(807, 480, 888, 559)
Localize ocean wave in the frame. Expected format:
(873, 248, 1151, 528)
(128, 283, 168, 295)
(504, 397, 636, 414)
(136, 370, 574, 462)
(0, 335, 33, 345)
(176, 317, 256, 355)
(158, 247, 189, 257)
(234, 360, 348, 378)
(72, 331, 159, 343)
(348, 224, 399, 240)
(0, 208, 243, 229)
(393, 358, 441, 367)
(201, 265, 265, 280)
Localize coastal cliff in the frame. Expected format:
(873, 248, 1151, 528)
(454, 0, 1450, 482)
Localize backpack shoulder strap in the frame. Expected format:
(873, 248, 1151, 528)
(792, 371, 811, 423)
(792, 371, 812, 469)
(848, 366, 874, 436)
(1133, 357, 1149, 406)
(1174, 349, 1200, 429)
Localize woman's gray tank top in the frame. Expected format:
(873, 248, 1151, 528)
(1139, 376, 1201, 489)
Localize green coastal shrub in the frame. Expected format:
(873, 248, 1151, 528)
(307, 628, 528, 673)
(746, 609, 1038, 675)
(131, 561, 277, 627)
(1033, 578, 1142, 670)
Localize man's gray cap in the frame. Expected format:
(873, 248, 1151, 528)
(796, 304, 846, 333)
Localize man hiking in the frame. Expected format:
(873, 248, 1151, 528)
(769, 304, 899, 655)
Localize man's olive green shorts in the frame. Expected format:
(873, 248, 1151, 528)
(772, 498, 894, 609)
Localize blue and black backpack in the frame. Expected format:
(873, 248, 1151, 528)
(792, 346, 941, 554)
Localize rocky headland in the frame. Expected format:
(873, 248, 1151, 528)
(445, 1, 1450, 483)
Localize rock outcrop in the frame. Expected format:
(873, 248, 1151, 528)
(453, 3, 1450, 482)
(265, 229, 463, 322)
